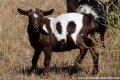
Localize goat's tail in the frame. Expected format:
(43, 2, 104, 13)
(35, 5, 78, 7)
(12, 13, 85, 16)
(76, 5, 98, 19)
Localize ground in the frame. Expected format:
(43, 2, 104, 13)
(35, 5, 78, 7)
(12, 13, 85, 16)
(0, 0, 120, 80)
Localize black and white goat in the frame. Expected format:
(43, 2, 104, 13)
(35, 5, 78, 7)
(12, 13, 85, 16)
(18, 8, 99, 75)
(66, 0, 108, 47)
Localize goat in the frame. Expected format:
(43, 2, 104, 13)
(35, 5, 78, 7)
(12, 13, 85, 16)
(66, 0, 108, 48)
(18, 8, 99, 75)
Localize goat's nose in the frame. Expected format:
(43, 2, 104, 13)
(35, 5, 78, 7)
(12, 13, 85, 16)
(33, 24, 39, 32)
(33, 23, 38, 29)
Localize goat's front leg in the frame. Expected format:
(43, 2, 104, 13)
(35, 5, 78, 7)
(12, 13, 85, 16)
(74, 46, 88, 66)
(89, 48, 99, 75)
(30, 49, 41, 73)
(44, 49, 52, 74)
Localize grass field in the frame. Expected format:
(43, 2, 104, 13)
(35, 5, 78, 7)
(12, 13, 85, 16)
(0, 0, 120, 80)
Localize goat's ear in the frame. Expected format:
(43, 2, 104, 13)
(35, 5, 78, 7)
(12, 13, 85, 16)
(17, 8, 29, 15)
(43, 9, 54, 16)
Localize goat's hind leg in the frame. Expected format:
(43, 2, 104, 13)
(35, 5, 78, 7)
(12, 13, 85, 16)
(74, 46, 88, 66)
(89, 48, 99, 75)
(30, 49, 41, 73)
(100, 25, 107, 48)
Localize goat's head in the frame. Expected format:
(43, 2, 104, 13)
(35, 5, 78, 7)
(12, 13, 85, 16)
(18, 8, 54, 32)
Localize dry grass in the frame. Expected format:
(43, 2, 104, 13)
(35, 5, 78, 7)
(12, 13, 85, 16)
(0, 0, 120, 80)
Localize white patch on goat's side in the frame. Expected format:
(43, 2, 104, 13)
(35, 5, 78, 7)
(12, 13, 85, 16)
(50, 13, 83, 44)
(49, 17, 67, 42)
(34, 13, 38, 18)
(54, 22, 67, 42)
(70, 15, 83, 44)
(42, 24, 49, 33)
(76, 5, 98, 19)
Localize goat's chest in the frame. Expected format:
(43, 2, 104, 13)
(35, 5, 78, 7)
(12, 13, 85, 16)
(28, 34, 40, 48)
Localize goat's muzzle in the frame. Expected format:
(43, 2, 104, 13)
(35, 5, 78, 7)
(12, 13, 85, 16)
(33, 23, 39, 32)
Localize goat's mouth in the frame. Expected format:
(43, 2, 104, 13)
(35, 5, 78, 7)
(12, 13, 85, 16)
(34, 28, 39, 32)
(33, 25, 39, 32)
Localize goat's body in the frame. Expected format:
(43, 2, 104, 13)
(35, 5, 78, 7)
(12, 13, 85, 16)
(18, 8, 99, 75)
(42, 13, 96, 50)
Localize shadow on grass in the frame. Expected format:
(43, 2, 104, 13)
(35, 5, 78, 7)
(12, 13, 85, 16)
(18, 65, 82, 76)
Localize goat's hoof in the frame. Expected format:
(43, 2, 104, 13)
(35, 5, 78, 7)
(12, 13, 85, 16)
(101, 44, 105, 48)
(91, 68, 98, 75)
(28, 67, 36, 75)
(74, 64, 80, 70)
(73, 64, 82, 71)
(25, 69, 33, 76)
(43, 68, 49, 76)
